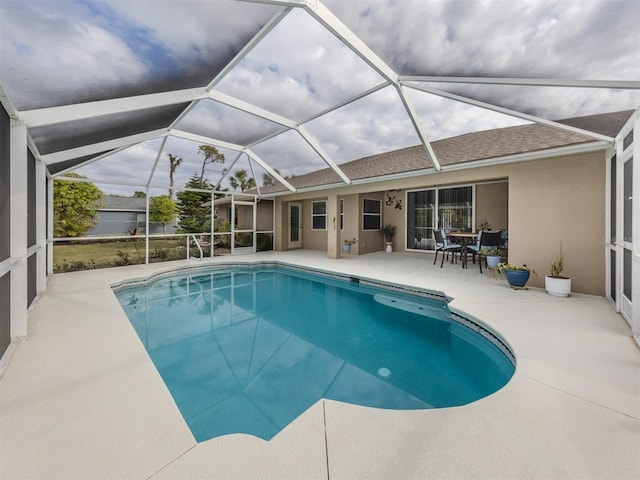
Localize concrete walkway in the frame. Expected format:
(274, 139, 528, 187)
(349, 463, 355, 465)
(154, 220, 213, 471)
(1, 250, 638, 479)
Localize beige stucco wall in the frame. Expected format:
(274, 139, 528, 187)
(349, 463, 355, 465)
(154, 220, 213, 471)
(382, 191, 405, 251)
(256, 200, 273, 231)
(272, 149, 607, 294)
(476, 182, 509, 231)
(358, 192, 384, 254)
(508, 152, 605, 294)
(340, 195, 360, 254)
(302, 198, 328, 252)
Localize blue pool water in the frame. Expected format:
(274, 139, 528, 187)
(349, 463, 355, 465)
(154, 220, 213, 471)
(114, 264, 514, 441)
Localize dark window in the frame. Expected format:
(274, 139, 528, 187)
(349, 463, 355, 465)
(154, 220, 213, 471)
(0, 273, 10, 357)
(623, 249, 632, 301)
(27, 151, 36, 247)
(363, 198, 381, 230)
(623, 130, 633, 151)
(610, 250, 616, 302)
(623, 158, 632, 243)
(610, 155, 616, 243)
(312, 201, 326, 230)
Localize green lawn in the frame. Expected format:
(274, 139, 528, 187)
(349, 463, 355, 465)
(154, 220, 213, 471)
(53, 238, 204, 272)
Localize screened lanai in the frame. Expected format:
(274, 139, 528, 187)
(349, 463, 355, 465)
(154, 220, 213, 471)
(1, 0, 639, 360)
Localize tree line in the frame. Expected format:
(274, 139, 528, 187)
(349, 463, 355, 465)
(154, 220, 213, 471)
(54, 144, 285, 237)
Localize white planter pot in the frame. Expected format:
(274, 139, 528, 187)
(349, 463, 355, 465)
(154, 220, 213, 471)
(385, 242, 393, 253)
(545, 276, 571, 297)
(486, 255, 501, 268)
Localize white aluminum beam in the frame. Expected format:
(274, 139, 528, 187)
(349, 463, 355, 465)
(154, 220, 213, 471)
(170, 129, 296, 192)
(208, 89, 351, 182)
(146, 136, 168, 187)
(207, 7, 292, 91)
(215, 152, 244, 190)
(297, 126, 351, 183)
(169, 6, 292, 130)
(286, 2, 447, 172)
(41, 128, 167, 165)
(302, 82, 389, 124)
(20, 88, 208, 127)
(399, 76, 640, 89)
(395, 85, 441, 171)
(247, 156, 262, 197)
(402, 81, 615, 143)
(208, 89, 298, 128)
(243, 148, 296, 192)
(237, 1, 396, 81)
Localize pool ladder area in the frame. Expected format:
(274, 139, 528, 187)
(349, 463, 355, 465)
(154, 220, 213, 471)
(187, 234, 203, 261)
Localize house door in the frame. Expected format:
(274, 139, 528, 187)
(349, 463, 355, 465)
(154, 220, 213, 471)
(288, 202, 302, 249)
(608, 115, 638, 343)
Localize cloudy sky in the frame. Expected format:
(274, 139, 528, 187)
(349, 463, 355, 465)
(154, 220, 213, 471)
(1, 0, 638, 195)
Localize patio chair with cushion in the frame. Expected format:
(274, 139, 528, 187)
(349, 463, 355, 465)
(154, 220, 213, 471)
(475, 230, 502, 273)
(433, 229, 462, 268)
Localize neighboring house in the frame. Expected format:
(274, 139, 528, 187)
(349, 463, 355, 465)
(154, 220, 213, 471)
(229, 110, 635, 297)
(88, 195, 177, 236)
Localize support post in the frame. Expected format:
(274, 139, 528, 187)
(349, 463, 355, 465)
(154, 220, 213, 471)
(35, 158, 47, 294)
(10, 120, 27, 338)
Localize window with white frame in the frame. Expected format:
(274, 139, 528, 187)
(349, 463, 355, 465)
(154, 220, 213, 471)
(362, 198, 381, 230)
(312, 200, 327, 230)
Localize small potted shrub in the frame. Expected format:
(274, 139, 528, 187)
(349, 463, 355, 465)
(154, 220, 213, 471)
(343, 238, 357, 252)
(545, 247, 571, 297)
(480, 247, 502, 268)
(497, 262, 536, 289)
(381, 224, 396, 253)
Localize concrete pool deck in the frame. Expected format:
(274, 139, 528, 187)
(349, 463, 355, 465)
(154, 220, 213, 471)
(1, 250, 638, 479)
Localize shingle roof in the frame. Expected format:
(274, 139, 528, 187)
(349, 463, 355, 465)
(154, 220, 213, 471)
(257, 110, 633, 195)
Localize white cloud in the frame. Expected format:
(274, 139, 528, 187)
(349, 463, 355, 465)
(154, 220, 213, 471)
(2, 0, 638, 189)
(0, 1, 147, 109)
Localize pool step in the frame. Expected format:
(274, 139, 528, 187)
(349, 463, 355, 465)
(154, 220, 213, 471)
(373, 294, 449, 322)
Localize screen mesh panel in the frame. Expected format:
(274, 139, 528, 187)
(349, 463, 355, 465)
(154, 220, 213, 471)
(32, 104, 190, 155)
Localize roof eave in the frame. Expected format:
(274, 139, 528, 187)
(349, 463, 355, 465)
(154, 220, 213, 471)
(260, 140, 611, 198)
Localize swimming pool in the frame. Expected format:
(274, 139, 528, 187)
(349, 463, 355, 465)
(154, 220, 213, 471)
(113, 263, 514, 442)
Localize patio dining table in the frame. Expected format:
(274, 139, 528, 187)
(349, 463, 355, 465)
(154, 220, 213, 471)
(448, 231, 478, 269)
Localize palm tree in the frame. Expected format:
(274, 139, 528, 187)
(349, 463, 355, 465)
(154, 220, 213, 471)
(229, 169, 256, 192)
(167, 154, 183, 200)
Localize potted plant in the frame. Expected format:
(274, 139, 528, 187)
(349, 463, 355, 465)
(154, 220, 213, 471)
(545, 247, 571, 297)
(478, 218, 490, 231)
(480, 247, 502, 268)
(343, 238, 357, 252)
(497, 262, 536, 289)
(381, 224, 396, 253)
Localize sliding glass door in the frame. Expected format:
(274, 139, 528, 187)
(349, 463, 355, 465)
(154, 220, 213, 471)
(406, 185, 474, 251)
(407, 190, 436, 250)
(438, 186, 473, 231)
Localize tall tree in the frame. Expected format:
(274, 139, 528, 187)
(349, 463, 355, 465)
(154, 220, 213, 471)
(197, 145, 225, 182)
(176, 174, 213, 233)
(262, 168, 280, 187)
(229, 169, 256, 192)
(167, 153, 183, 200)
(53, 173, 104, 237)
(149, 195, 178, 234)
